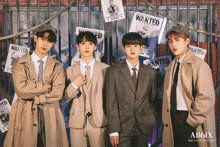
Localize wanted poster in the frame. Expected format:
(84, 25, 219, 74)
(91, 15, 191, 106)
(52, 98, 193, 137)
(0, 99, 11, 133)
(101, 0, 125, 22)
(4, 44, 30, 73)
(129, 12, 167, 59)
(189, 45, 207, 60)
(71, 27, 105, 65)
(144, 55, 172, 99)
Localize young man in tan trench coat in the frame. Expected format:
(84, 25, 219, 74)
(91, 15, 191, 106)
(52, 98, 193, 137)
(162, 25, 216, 147)
(4, 25, 69, 147)
(64, 31, 109, 147)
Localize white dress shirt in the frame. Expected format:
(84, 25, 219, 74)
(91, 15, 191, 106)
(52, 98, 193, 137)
(31, 51, 48, 80)
(126, 59, 139, 78)
(109, 59, 140, 137)
(72, 59, 95, 90)
(172, 54, 188, 111)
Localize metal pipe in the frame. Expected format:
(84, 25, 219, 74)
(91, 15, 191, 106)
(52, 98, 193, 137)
(177, 0, 179, 21)
(107, 23, 111, 64)
(48, 0, 50, 22)
(0, 0, 77, 40)
(6, 0, 11, 94)
(156, 0, 159, 17)
(88, 0, 91, 28)
(58, 0, 61, 57)
(126, 0, 128, 33)
(146, 0, 149, 14)
(139, 0, 220, 38)
(136, 0, 138, 12)
(116, 20, 118, 64)
(78, 0, 81, 27)
(98, 0, 101, 30)
(217, 3, 220, 146)
(166, 0, 169, 55)
(187, 0, 190, 26)
(17, 0, 20, 45)
(197, 0, 200, 47)
(27, 0, 30, 47)
(156, 0, 159, 58)
(38, 0, 40, 24)
(207, 0, 210, 65)
(68, 0, 71, 65)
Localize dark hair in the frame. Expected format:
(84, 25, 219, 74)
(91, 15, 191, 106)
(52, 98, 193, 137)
(76, 31, 97, 45)
(122, 32, 143, 47)
(35, 30, 57, 43)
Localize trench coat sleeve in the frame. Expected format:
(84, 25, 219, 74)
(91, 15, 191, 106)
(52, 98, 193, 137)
(106, 67, 121, 133)
(12, 60, 51, 100)
(35, 64, 65, 104)
(186, 63, 215, 128)
(63, 67, 81, 103)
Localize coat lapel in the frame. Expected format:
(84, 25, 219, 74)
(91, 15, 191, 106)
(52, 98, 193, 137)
(73, 62, 83, 93)
(165, 57, 177, 108)
(119, 61, 135, 93)
(43, 56, 56, 81)
(19, 53, 37, 80)
(135, 64, 147, 99)
(91, 60, 101, 93)
(72, 62, 81, 77)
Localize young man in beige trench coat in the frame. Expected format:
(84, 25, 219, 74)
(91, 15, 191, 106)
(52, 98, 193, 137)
(4, 25, 69, 147)
(162, 25, 216, 147)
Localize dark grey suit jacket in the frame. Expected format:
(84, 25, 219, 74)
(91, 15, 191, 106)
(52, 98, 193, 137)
(106, 61, 158, 136)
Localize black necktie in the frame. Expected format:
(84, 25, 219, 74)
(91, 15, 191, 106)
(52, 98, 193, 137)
(132, 68, 137, 87)
(171, 62, 180, 113)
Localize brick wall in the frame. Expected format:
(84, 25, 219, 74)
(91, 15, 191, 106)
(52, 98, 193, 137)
(0, 0, 219, 58)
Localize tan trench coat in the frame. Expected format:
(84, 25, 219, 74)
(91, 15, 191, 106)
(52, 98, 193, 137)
(4, 53, 69, 147)
(162, 50, 216, 147)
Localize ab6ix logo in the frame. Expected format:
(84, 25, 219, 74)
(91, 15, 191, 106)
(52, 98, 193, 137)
(190, 132, 213, 139)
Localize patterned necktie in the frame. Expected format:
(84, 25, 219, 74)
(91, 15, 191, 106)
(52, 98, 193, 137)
(132, 67, 137, 86)
(85, 65, 90, 87)
(171, 62, 180, 113)
(38, 59, 44, 81)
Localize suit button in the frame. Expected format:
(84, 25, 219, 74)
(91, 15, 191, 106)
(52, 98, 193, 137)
(167, 109, 169, 112)
(33, 124, 37, 126)
(165, 124, 168, 127)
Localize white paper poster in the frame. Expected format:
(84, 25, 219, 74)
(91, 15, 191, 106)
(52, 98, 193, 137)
(189, 45, 207, 60)
(101, 0, 125, 22)
(4, 44, 30, 73)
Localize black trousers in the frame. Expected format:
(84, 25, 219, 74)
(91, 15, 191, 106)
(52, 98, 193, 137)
(37, 106, 46, 147)
(171, 110, 198, 147)
(118, 123, 148, 147)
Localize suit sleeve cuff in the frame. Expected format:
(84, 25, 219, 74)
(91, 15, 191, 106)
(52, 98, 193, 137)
(71, 83, 78, 90)
(34, 95, 46, 104)
(36, 81, 44, 92)
(109, 132, 119, 137)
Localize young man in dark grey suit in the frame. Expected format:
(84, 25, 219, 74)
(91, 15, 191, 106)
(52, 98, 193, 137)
(106, 32, 158, 147)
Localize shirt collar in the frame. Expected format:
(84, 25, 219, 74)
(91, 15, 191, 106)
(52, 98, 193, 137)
(31, 51, 48, 63)
(177, 53, 186, 64)
(80, 58, 95, 69)
(126, 59, 139, 71)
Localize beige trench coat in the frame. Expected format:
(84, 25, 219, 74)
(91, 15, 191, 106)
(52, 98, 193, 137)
(162, 50, 216, 147)
(4, 53, 69, 147)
